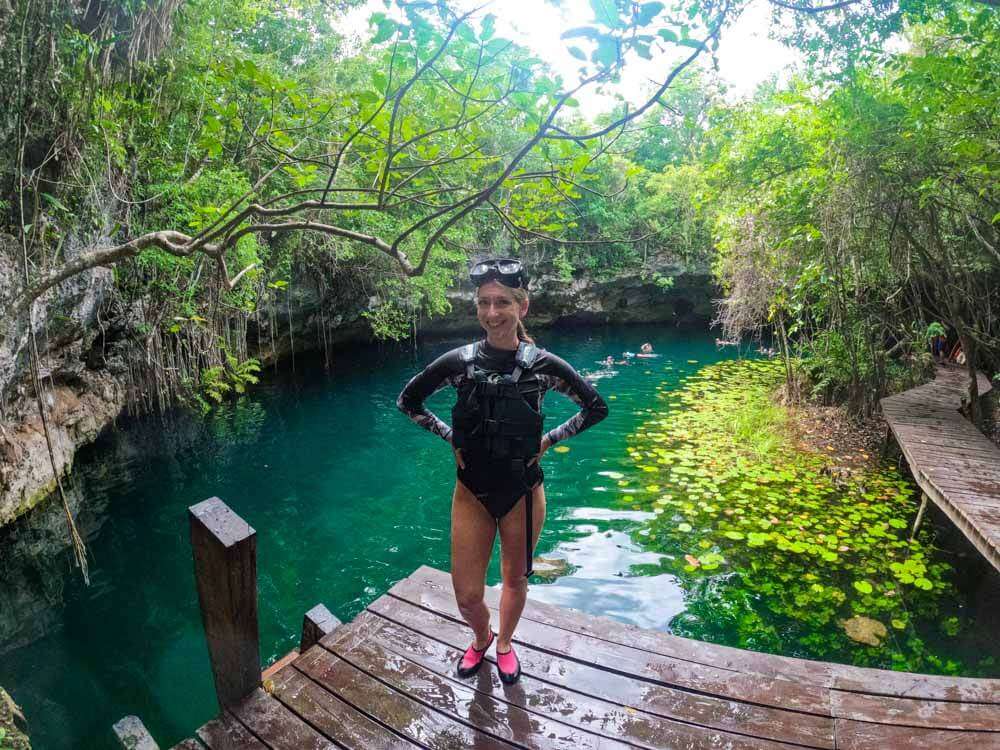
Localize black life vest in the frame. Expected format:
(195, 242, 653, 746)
(450, 341, 544, 463)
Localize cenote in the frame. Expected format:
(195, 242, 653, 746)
(1, 325, 998, 749)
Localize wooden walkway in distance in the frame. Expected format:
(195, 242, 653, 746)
(175, 565, 1000, 750)
(881, 364, 1000, 573)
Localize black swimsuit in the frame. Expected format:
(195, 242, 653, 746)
(397, 339, 608, 518)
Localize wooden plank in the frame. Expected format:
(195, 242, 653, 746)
(293, 644, 519, 749)
(389, 570, 833, 715)
(197, 713, 268, 750)
(834, 718, 1000, 749)
(270, 666, 419, 749)
(829, 665, 1000, 704)
(400, 566, 835, 687)
(320, 625, 810, 750)
(920, 465, 1000, 483)
(189, 498, 261, 709)
(894, 447, 1000, 465)
(920, 478, 1000, 504)
(925, 489, 1000, 506)
(831, 689, 1000, 730)
(363, 599, 836, 749)
(263, 650, 299, 681)
(895, 443, 1000, 465)
(229, 688, 336, 750)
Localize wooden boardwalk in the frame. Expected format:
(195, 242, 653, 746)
(174, 565, 1000, 750)
(881, 364, 1000, 573)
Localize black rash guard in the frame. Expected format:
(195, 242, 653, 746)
(397, 339, 609, 449)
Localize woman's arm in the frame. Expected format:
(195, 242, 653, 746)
(538, 353, 609, 446)
(396, 349, 460, 443)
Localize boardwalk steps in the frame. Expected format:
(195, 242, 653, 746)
(164, 547, 1000, 749)
(881, 364, 1000, 573)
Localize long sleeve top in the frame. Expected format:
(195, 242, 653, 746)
(397, 339, 608, 446)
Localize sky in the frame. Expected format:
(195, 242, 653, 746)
(338, 0, 802, 117)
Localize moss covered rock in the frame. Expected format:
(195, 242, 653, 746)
(0, 687, 30, 750)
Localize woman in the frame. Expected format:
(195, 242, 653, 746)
(397, 258, 608, 684)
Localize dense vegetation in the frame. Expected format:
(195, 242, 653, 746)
(620, 359, 986, 674)
(1, 0, 997, 415)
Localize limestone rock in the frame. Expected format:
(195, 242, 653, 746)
(531, 556, 572, 580)
(0, 686, 30, 750)
(842, 615, 888, 646)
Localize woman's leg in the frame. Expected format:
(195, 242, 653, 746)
(496, 483, 546, 652)
(451, 481, 498, 649)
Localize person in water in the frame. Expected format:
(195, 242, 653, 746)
(640, 342, 653, 354)
(397, 258, 608, 684)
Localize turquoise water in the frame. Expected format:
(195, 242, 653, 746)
(0, 326, 725, 749)
(1, 325, 997, 749)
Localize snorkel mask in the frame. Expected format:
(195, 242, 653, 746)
(469, 258, 528, 289)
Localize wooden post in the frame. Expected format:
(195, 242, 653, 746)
(910, 492, 930, 542)
(189, 497, 261, 710)
(300, 604, 342, 653)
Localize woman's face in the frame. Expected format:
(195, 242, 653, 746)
(476, 281, 528, 340)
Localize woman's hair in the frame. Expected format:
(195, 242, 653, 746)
(475, 284, 534, 344)
(509, 287, 535, 344)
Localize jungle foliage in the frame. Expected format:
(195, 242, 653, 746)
(1, 0, 998, 414)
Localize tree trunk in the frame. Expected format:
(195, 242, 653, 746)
(960, 331, 980, 426)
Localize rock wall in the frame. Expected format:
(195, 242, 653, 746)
(0, 253, 715, 529)
(0, 232, 127, 529)
(425, 265, 714, 335)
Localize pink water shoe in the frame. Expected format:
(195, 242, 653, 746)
(496, 644, 521, 684)
(456, 631, 495, 678)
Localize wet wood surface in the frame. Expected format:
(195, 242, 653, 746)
(881, 364, 1000, 572)
(187, 566, 1000, 749)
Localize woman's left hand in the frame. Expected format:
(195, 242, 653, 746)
(529, 435, 552, 466)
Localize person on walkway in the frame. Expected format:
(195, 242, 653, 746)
(397, 258, 608, 684)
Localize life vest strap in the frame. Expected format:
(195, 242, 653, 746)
(511, 342, 538, 383)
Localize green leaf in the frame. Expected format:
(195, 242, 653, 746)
(657, 28, 678, 43)
(562, 26, 599, 40)
(590, 0, 621, 28)
(677, 522, 693, 532)
(853, 580, 874, 594)
(593, 36, 618, 67)
(914, 577, 933, 590)
(372, 17, 397, 44)
(568, 46, 587, 61)
(637, 2, 665, 26)
(481, 13, 496, 40)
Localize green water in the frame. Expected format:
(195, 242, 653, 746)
(0, 326, 997, 749)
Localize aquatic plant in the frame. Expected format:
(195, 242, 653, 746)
(619, 359, 986, 675)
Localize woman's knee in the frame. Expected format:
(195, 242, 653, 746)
(501, 568, 529, 594)
(453, 584, 486, 612)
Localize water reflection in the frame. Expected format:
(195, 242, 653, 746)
(528, 510, 686, 631)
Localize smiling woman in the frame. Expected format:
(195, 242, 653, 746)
(396, 258, 608, 684)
